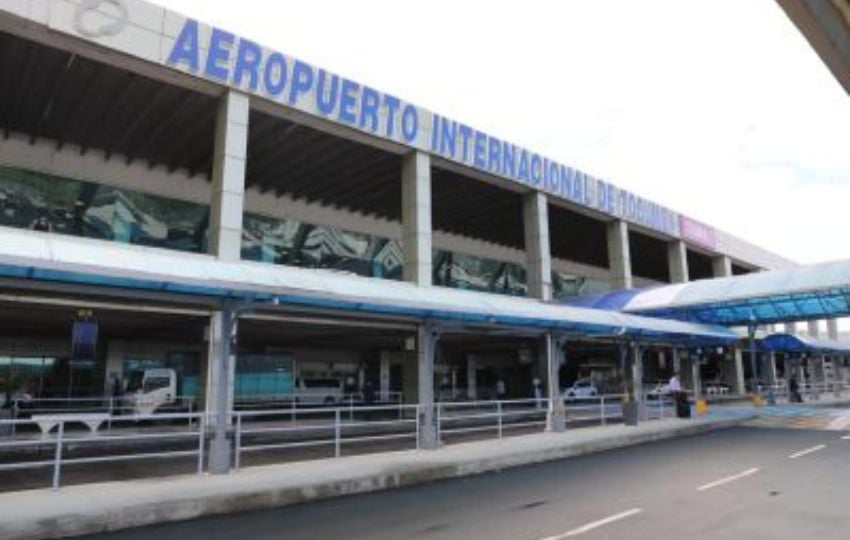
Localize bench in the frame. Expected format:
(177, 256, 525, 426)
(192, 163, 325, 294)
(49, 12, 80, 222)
(31, 413, 110, 437)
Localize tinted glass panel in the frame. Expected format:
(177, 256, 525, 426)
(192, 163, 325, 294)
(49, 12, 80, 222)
(0, 166, 209, 253)
(433, 250, 527, 297)
(242, 213, 403, 280)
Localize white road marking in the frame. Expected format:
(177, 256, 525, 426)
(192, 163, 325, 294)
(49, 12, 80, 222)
(538, 508, 643, 539)
(840, 435, 850, 440)
(788, 444, 826, 459)
(696, 468, 760, 491)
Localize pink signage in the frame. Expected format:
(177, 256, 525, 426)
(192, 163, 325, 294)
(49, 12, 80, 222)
(679, 216, 716, 249)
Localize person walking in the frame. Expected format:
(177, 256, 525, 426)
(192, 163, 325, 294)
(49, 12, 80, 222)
(789, 375, 803, 403)
(669, 372, 689, 418)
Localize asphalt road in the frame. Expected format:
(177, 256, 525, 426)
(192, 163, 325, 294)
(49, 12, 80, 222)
(77, 425, 850, 540)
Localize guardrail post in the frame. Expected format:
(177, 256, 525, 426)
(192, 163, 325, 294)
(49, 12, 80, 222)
(235, 413, 242, 470)
(497, 401, 503, 439)
(434, 403, 443, 448)
(52, 422, 64, 490)
(600, 395, 606, 425)
(415, 405, 421, 450)
(197, 414, 205, 476)
(334, 409, 341, 458)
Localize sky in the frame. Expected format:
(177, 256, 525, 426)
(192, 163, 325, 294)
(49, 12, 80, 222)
(159, 0, 850, 265)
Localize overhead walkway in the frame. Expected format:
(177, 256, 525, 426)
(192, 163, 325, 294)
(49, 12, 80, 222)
(0, 227, 737, 345)
(565, 259, 850, 326)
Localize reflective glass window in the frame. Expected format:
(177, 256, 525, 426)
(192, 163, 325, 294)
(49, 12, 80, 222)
(551, 270, 612, 299)
(0, 166, 209, 253)
(433, 250, 527, 297)
(242, 213, 403, 280)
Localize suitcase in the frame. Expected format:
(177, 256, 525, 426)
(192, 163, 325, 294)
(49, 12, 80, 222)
(676, 393, 691, 418)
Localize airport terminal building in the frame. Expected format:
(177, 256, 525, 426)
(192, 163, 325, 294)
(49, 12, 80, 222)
(1, 0, 833, 423)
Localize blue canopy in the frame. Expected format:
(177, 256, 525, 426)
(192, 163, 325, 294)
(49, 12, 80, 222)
(759, 333, 850, 354)
(563, 259, 850, 326)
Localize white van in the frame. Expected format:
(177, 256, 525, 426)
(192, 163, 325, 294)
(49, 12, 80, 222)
(295, 377, 344, 406)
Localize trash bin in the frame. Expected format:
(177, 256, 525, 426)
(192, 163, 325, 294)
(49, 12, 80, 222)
(622, 400, 639, 426)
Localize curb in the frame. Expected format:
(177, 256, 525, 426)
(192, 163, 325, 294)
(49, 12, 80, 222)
(0, 416, 752, 540)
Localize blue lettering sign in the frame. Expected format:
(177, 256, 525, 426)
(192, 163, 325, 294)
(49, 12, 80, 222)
(166, 19, 199, 72)
(204, 27, 234, 82)
(315, 70, 339, 115)
(263, 52, 287, 97)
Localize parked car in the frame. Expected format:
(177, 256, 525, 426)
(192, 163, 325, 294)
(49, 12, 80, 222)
(646, 382, 671, 399)
(295, 377, 344, 406)
(562, 379, 598, 400)
(704, 381, 731, 395)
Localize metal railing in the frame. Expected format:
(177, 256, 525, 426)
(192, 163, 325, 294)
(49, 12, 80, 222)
(0, 392, 729, 490)
(0, 411, 205, 489)
(231, 403, 419, 468)
(436, 398, 549, 440)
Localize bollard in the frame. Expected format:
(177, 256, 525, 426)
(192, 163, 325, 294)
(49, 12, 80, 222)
(497, 401, 503, 439)
(52, 422, 64, 490)
(334, 409, 341, 458)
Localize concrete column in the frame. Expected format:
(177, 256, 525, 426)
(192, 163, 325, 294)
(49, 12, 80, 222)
(632, 344, 644, 403)
(712, 255, 732, 278)
(402, 151, 432, 286)
(523, 191, 553, 300)
(206, 310, 237, 474)
(210, 91, 249, 261)
(606, 220, 632, 290)
(417, 323, 439, 449)
(466, 355, 477, 400)
(103, 341, 126, 395)
(545, 334, 565, 432)
(667, 240, 689, 283)
(807, 320, 820, 338)
(766, 352, 778, 387)
(379, 351, 391, 401)
(672, 348, 682, 374)
(827, 319, 839, 341)
(691, 354, 702, 399)
(732, 348, 746, 394)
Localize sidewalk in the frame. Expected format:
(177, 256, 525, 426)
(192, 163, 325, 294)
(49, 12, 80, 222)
(0, 412, 753, 540)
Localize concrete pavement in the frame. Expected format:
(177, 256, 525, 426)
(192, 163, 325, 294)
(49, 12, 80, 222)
(0, 413, 752, 540)
(74, 424, 850, 540)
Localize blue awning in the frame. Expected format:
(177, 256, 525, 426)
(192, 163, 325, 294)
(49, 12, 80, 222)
(561, 259, 850, 326)
(759, 333, 850, 354)
(0, 227, 739, 345)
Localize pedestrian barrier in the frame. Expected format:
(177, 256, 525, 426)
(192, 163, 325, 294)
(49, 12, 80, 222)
(0, 391, 763, 490)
